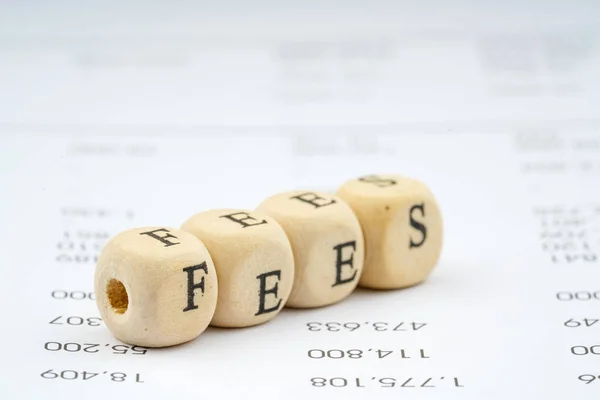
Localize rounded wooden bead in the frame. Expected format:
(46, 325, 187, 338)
(336, 174, 443, 290)
(181, 209, 294, 328)
(256, 191, 364, 308)
(94, 227, 218, 347)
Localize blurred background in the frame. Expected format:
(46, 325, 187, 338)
(1, 0, 599, 130)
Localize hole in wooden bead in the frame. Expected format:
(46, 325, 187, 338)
(107, 279, 128, 314)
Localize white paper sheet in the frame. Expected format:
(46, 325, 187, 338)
(1, 131, 599, 399)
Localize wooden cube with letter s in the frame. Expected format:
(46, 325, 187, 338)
(336, 174, 443, 290)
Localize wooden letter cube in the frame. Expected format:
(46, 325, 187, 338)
(94, 227, 218, 347)
(336, 174, 443, 289)
(181, 209, 294, 327)
(256, 191, 364, 308)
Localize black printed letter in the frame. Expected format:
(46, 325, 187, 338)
(182, 262, 208, 312)
(358, 174, 397, 187)
(219, 212, 268, 228)
(332, 241, 358, 287)
(409, 204, 427, 248)
(139, 228, 180, 247)
(290, 192, 336, 208)
(255, 270, 283, 316)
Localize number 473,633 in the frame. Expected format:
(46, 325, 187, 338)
(306, 322, 426, 332)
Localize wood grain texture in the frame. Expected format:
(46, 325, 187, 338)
(182, 209, 294, 328)
(336, 174, 443, 289)
(94, 227, 218, 347)
(257, 190, 364, 308)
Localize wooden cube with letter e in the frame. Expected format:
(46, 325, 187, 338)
(257, 191, 364, 308)
(182, 209, 294, 327)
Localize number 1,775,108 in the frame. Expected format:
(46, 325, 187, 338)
(310, 376, 463, 388)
